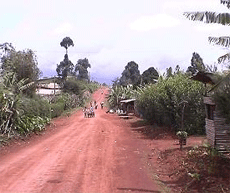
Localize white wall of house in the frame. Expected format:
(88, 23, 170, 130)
(36, 88, 61, 95)
(36, 82, 61, 96)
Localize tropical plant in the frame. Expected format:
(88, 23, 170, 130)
(1, 47, 40, 96)
(0, 71, 34, 137)
(108, 85, 124, 108)
(136, 73, 205, 134)
(16, 115, 50, 135)
(184, 1, 230, 64)
(184, 1, 230, 126)
(108, 84, 137, 109)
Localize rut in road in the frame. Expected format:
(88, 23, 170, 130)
(0, 88, 161, 193)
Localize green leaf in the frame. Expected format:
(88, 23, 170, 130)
(209, 36, 230, 47)
(184, 12, 230, 25)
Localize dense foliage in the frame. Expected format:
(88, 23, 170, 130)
(60, 37, 74, 55)
(212, 74, 230, 123)
(108, 85, 137, 109)
(141, 67, 159, 85)
(56, 54, 74, 80)
(0, 41, 99, 140)
(119, 61, 141, 86)
(136, 73, 205, 134)
(75, 58, 91, 81)
(0, 71, 48, 137)
(1, 47, 41, 96)
(187, 52, 205, 75)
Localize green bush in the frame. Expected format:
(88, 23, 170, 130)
(16, 115, 50, 135)
(50, 98, 65, 118)
(50, 93, 80, 118)
(137, 74, 205, 134)
(17, 95, 51, 118)
(87, 82, 99, 93)
(63, 78, 82, 95)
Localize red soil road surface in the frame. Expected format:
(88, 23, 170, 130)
(0, 88, 161, 193)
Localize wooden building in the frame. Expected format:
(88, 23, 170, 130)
(204, 97, 230, 152)
(119, 99, 136, 115)
(192, 72, 230, 152)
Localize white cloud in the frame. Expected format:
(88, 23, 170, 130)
(52, 23, 73, 35)
(194, 23, 222, 32)
(129, 14, 180, 31)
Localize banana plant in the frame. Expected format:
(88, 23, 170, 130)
(184, 1, 230, 64)
(0, 71, 34, 137)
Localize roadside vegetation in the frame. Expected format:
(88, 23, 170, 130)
(108, 62, 209, 135)
(158, 143, 230, 192)
(0, 39, 99, 142)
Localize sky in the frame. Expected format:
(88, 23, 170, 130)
(0, 0, 230, 84)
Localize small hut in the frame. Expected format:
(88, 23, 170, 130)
(192, 72, 230, 152)
(119, 99, 136, 115)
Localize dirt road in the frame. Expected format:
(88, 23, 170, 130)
(0, 88, 161, 193)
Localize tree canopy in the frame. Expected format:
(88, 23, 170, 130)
(75, 58, 91, 81)
(60, 37, 74, 54)
(141, 67, 159, 84)
(119, 61, 141, 86)
(187, 52, 205, 75)
(56, 54, 74, 80)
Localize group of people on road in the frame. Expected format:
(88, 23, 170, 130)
(83, 100, 104, 118)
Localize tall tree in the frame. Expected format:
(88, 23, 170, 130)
(60, 37, 74, 54)
(187, 52, 205, 75)
(119, 61, 141, 86)
(184, 1, 230, 64)
(141, 67, 159, 85)
(75, 58, 91, 81)
(56, 54, 74, 80)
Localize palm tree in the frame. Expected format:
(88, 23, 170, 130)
(184, 0, 230, 63)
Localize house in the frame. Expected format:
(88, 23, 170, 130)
(204, 96, 230, 152)
(192, 72, 230, 152)
(119, 99, 136, 115)
(36, 77, 62, 96)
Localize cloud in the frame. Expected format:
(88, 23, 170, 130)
(52, 23, 73, 35)
(194, 23, 222, 32)
(129, 14, 180, 31)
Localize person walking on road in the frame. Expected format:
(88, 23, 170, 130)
(100, 101, 104, 109)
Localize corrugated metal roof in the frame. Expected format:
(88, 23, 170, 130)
(120, 99, 136, 103)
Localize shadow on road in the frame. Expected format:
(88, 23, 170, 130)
(129, 120, 175, 140)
